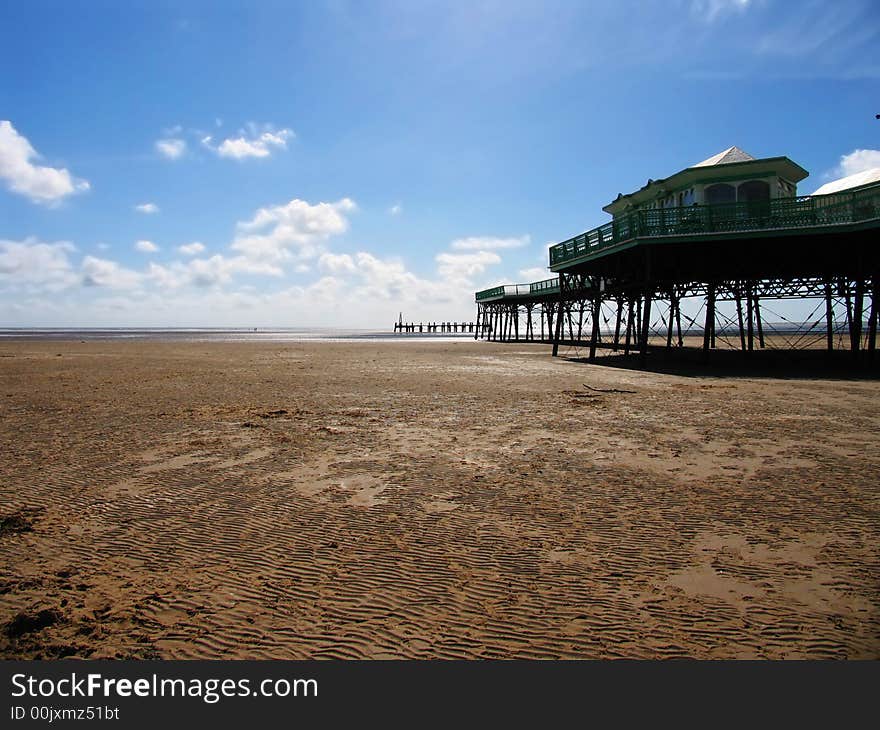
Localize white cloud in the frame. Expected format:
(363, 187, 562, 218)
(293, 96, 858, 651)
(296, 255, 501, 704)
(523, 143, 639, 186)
(135, 240, 159, 253)
(155, 138, 186, 160)
(0, 237, 79, 290)
(135, 202, 159, 214)
(830, 149, 880, 178)
(81, 256, 142, 289)
(232, 197, 356, 265)
(203, 125, 294, 160)
(1, 217, 518, 326)
(389, 203, 402, 216)
(148, 254, 282, 289)
(518, 266, 550, 282)
(145, 262, 188, 289)
(318, 252, 356, 274)
(350, 252, 426, 301)
(450, 235, 530, 251)
(0, 121, 90, 205)
(178, 241, 206, 256)
(435, 250, 502, 280)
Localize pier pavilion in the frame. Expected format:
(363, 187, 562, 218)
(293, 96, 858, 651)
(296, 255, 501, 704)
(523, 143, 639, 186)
(475, 147, 880, 365)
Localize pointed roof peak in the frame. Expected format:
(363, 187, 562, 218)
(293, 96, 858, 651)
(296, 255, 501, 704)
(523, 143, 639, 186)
(693, 146, 755, 168)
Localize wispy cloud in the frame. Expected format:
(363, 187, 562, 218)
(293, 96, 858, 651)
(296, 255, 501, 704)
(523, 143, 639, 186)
(450, 235, 530, 251)
(134, 202, 159, 214)
(747, 0, 880, 79)
(177, 242, 206, 256)
(518, 266, 550, 282)
(134, 240, 159, 253)
(436, 250, 501, 279)
(690, 0, 752, 23)
(155, 138, 186, 160)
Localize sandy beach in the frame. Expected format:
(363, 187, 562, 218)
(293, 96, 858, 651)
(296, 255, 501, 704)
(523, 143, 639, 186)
(1, 339, 878, 659)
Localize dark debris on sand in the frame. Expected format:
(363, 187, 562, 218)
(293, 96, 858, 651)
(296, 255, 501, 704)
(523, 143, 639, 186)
(0, 507, 44, 537)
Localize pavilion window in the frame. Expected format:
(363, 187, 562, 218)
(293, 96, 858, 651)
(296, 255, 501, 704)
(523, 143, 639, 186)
(737, 179, 771, 219)
(705, 183, 736, 205)
(737, 180, 770, 203)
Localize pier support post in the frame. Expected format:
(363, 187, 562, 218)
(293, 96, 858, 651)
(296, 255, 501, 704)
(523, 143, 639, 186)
(636, 296, 642, 342)
(552, 275, 566, 357)
(703, 284, 715, 358)
(825, 280, 834, 352)
(735, 284, 746, 351)
(577, 299, 585, 344)
(845, 284, 854, 351)
(624, 298, 633, 355)
(746, 283, 754, 352)
(676, 294, 683, 347)
(853, 278, 865, 356)
(754, 292, 764, 348)
(613, 297, 623, 351)
(639, 289, 652, 367)
(589, 292, 601, 362)
(869, 276, 878, 361)
(638, 251, 652, 367)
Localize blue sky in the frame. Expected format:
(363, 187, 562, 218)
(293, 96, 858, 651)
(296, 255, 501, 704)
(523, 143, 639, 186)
(1, 0, 878, 327)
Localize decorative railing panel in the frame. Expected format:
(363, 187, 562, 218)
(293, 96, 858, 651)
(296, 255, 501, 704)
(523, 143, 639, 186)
(549, 183, 880, 267)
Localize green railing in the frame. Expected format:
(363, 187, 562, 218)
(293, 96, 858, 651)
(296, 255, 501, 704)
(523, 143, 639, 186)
(475, 285, 506, 301)
(549, 182, 880, 267)
(529, 277, 559, 295)
(475, 277, 561, 302)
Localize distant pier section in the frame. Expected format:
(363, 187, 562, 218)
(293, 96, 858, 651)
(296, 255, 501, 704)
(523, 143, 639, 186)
(393, 318, 488, 335)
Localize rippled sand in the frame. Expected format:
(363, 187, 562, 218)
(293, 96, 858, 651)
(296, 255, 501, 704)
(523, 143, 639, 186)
(1, 340, 878, 658)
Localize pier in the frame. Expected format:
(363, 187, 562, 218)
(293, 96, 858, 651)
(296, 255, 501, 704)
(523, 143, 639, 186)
(393, 319, 487, 334)
(474, 149, 880, 367)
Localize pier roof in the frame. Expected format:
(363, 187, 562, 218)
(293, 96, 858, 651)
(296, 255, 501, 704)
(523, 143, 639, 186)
(603, 147, 809, 215)
(693, 146, 755, 167)
(812, 167, 880, 196)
